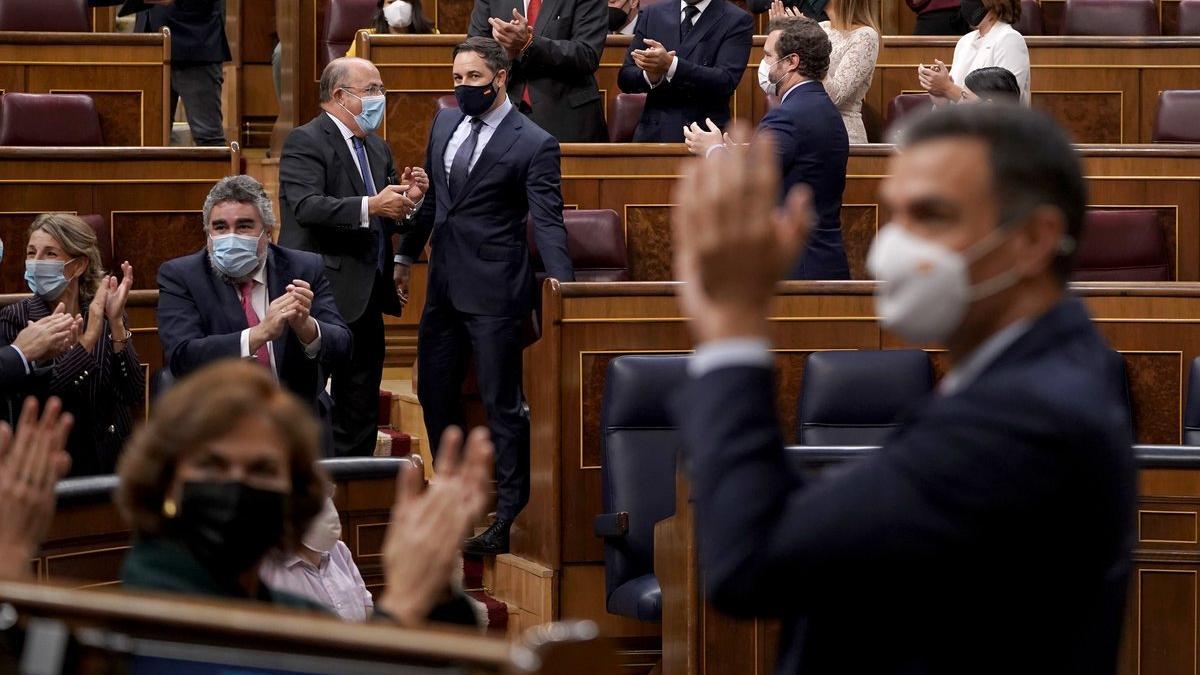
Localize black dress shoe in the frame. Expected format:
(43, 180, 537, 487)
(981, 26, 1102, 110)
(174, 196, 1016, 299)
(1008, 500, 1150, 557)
(464, 519, 511, 557)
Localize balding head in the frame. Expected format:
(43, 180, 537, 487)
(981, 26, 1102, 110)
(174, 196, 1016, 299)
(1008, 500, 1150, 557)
(319, 57, 380, 102)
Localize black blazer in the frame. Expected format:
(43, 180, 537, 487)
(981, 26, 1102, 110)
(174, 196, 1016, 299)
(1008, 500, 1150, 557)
(156, 245, 352, 409)
(0, 297, 143, 477)
(0, 345, 30, 426)
(762, 81, 850, 280)
(89, 0, 230, 64)
(673, 298, 1136, 674)
(469, 0, 609, 142)
(617, 0, 753, 142)
(399, 105, 574, 317)
(278, 113, 403, 323)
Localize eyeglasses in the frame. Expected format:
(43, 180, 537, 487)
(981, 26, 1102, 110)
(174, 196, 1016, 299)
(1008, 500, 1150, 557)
(342, 85, 388, 97)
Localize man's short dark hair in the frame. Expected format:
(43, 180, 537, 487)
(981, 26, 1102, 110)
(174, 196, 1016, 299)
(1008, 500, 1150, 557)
(769, 16, 831, 82)
(452, 36, 511, 77)
(964, 67, 1021, 103)
(899, 105, 1087, 282)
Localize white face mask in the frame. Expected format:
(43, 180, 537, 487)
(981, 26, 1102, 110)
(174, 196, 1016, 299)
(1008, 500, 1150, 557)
(383, 0, 414, 28)
(866, 222, 1021, 344)
(302, 497, 343, 554)
(757, 54, 791, 96)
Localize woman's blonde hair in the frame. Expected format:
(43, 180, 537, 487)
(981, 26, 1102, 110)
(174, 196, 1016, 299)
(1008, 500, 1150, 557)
(828, 0, 879, 32)
(27, 213, 104, 305)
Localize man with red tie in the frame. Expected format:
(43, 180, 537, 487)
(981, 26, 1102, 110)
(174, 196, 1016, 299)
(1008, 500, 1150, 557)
(468, 0, 609, 142)
(157, 176, 352, 439)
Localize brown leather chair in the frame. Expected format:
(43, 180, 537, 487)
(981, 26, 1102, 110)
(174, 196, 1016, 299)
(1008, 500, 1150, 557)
(1152, 90, 1200, 142)
(435, 94, 459, 112)
(0, 93, 103, 146)
(78, 214, 113, 273)
(608, 94, 647, 143)
(1072, 209, 1170, 281)
(0, 0, 89, 31)
(1013, 0, 1045, 34)
(1181, 0, 1200, 34)
(320, 0, 379, 70)
(1062, 0, 1159, 35)
(884, 93, 933, 138)
(528, 209, 630, 282)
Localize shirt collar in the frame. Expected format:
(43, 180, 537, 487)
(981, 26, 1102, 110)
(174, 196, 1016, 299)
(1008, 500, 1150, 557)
(472, 95, 513, 128)
(680, 0, 713, 16)
(251, 262, 267, 286)
(325, 111, 358, 142)
(938, 318, 1032, 396)
(778, 78, 814, 104)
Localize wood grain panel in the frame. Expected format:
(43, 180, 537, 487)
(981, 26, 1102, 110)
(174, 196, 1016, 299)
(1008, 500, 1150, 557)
(44, 546, 131, 585)
(1032, 91, 1124, 144)
(1137, 568, 1195, 675)
(625, 206, 672, 281)
(842, 205, 878, 281)
(111, 212, 205, 290)
(1125, 352, 1183, 445)
(384, 90, 450, 172)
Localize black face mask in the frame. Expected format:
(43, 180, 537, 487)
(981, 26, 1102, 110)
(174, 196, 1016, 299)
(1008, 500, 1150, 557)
(608, 5, 630, 31)
(454, 75, 501, 117)
(173, 481, 288, 580)
(959, 0, 987, 27)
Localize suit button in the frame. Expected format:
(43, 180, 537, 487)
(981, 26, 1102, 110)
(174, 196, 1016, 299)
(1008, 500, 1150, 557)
(107, 425, 115, 433)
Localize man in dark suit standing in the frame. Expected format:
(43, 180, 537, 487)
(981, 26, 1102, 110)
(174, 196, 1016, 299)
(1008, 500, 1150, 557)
(469, 0, 608, 142)
(397, 37, 574, 555)
(684, 16, 849, 279)
(278, 57, 426, 457)
(157, 176, 351, 417)
(90, 0, 230, 145)
(670, 107, 1136, 673)
(617, 0, 752, 142)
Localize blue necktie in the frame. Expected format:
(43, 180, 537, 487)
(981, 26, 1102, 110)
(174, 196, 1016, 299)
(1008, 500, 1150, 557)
(352, 136, 387, 274)
(449, 118, 484, 201)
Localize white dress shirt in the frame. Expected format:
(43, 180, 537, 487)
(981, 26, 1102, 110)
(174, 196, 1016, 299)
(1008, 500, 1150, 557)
(238, 264, 322, 376)
(259, 541, 374, 622)
(948, 21, 1031, 105)
(325, 112, 374, 229)
(620, 14, 639, 35)
(645, 0, 712, 88)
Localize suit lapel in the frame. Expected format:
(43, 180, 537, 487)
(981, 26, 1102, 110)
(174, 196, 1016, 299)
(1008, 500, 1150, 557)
(677, 0, 724, 60)
(436, 110, 466, 192)
(533, 0, 564, 34)
(450, 107, 522, 209)
(265, 247, 290, 367)
(319, 114, 368, 195)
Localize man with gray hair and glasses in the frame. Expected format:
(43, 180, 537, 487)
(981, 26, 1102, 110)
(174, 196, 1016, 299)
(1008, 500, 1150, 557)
(157, 176, 352, 443)
(279, 56, 427, 457)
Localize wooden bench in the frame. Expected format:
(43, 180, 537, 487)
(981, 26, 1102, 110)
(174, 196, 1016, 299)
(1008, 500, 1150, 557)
(0, 31, 172, 146)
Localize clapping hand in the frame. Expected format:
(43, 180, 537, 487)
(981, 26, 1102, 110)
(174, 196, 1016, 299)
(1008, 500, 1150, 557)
(672, 123, 814, 343)
(489, 8, 531, 60)
(768, 0, 803, 19)
(917, 60, 957, 100)
(632, 38, 675, 82)
(401, 166, 429, 206)
(12, 303, 78, 362)
(0, 397, 73, 580)
(378, 426, 492, 627)
(683, 118, 726, 156)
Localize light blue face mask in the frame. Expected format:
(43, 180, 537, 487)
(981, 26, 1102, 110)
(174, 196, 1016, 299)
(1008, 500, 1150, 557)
(25, 258, 76, 300)
(340, 89, 386, 134)
(210, 233, 263, 279)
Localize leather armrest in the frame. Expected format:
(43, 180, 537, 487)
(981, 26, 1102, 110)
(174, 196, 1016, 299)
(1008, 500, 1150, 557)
(594, 512, 629, 538)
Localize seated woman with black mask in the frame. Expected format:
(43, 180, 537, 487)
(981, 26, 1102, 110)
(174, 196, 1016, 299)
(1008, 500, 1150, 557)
(116, 360, 489, 628)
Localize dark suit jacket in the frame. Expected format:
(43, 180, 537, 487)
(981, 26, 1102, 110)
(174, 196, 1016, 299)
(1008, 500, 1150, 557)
(469, 0, 609, 142)
(278, 113, 403, 323)
(674, 298, 1136, 674)
(0, 297, 143, 476)
(0, 345, 30, 426)
(156, 245, 351, 408)
(89, 0, 230, 63)
(763, 81, 850, 280)
(617, 0, 753, 142)
(400, 105, 574, 317)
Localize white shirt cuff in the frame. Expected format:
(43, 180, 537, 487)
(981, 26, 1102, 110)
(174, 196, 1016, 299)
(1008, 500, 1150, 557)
(10, 345, 30, 374)
(395, 255, 414, 266)
(704, 143, 727, 158)
(408, 196, 424, 218)
(360, 197, 370, 228)
(240, 328, 252, 358)
(688, 338, 773, 377)
(666, 54, 679, 82)
(643, 56, 679, 89)
(302, 320, 322, 358)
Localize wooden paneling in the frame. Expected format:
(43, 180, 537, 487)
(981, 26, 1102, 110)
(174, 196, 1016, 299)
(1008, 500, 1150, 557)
(0, 32, 171, 146)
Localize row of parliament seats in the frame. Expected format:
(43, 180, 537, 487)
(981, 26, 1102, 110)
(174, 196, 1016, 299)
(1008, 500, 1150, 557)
(0, 93, 105, 146)
(1015, 0, 1200, 35)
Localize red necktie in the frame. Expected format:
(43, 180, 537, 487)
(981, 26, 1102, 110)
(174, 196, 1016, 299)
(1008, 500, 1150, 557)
(522, 0, 541, 108)
(239, 281, 271, 368)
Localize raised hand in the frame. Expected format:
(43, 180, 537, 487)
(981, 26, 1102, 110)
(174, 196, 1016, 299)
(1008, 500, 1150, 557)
(671, 123, 814, 343)
(633, 38, 675, 82)
(368, 184, 416, 220)
(104, 261, 134, 323)
(401, 167, 429, 205)
(378, 426, 492, 627)
(917, 60, 957, 100)
(12, 305, 77, 362)
(683, 118, 725, 156)
(489, 9, 530, 59)
(250, 292, 297, 349)
(0, 397, 73, 580)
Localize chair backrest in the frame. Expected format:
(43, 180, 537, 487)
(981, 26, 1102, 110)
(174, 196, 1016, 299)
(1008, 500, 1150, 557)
(598, 355, 689, 608)
(1152, 90, 1200, 143)
(1186, 357, 1200, 445)
(435, 94, 460, 112)
(0, 93, 103, 146)
(885, 93, 934, 138)
(1072, 209, 1170, 281)
(608, 93, 647, 143)
(797, 350, 934, 445)
(78, 213, 113, 273)
(529, 210, 631, 282)
(1181, 0, 1200, 34)
(1062, 0, 1160, 35)
(1014, 0, 1045, 34)
(0, 0, 89, 31)
(321, 0, 379, 70)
